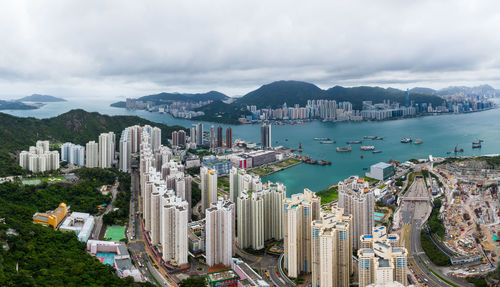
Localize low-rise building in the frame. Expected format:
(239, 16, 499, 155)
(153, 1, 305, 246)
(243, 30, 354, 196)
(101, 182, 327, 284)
(33, 203, 68, 230)
(59, 212, 95, 242)
(366, 162, 395, 181)
(206, 270, 240, 287)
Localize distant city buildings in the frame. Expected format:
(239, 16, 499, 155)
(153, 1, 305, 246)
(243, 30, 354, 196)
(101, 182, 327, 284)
(338, 176, 375, 250)
(358, 226, 408, 287)
(19, 140, 60, 172)
(205, 198, 234, 267)
(283, 189, 321, 277)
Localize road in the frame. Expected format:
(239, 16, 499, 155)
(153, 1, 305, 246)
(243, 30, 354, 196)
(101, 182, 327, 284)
(92, 180, 118, 240)
(234, 246, 288, 287)
(126, 169, 176, 286)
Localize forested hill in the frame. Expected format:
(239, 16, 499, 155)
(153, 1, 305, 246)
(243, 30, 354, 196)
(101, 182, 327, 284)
(235, 80, 444, 109)
(0, 109, 185, 176)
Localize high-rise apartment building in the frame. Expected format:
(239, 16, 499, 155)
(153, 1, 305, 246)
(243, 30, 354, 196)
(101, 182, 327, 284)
(283, 189, 320, 277)
(151, 127, 161, 151)
(216, 125, 223, 147)
(161, 194, 188, 267)
(209, 125, 216, 151)
(205, 198, 234, 267)
(61, 142, 85, 166)
(85, 141, 99, 168)
(200, 166, 218, 212)
(226, 127, 232, 149)
(98, 132, 115, 168)
(338, 176, 374, 250)
(119, 128, 131, 172)
(358, 226, 408, 287)
(260, 123, 271, 149)
(19, 140, 60, 172)
(171, 130, 187, 147)
(311, 207, 352, 287)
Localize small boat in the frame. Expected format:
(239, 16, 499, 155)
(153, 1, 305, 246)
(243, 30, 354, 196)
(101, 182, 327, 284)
(454, 145, 464, 153)
(347, 141, 362, 144)
(360, 146, 375, 151)
(414, 139, 423, 145)
(336, 145, 352, 152)
(285, 138, 288, 141)
(446, 151, 452, 154)
(317, 160, 331, 165)
(314, 137, 331, 141)
(360, 155, 364, 159)
(362, 167, 368, 170)
(298, 142, 303, 152)
(372, 150, 382, 154)
(320, 141, 335, 144)
(373, 136, 384, 140)
(472, 141, 481, 148)
(401, 137, 412, 143)
(364, 136, 376, 139)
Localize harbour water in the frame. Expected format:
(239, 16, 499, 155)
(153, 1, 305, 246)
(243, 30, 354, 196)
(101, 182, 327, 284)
(3, 98, 500, 195)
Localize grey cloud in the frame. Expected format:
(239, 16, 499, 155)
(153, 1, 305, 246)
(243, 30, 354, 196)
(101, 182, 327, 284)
(0, 0, 499, 99)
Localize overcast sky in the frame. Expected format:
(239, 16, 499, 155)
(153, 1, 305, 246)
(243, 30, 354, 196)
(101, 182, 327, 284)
(0, 0, 499, 100)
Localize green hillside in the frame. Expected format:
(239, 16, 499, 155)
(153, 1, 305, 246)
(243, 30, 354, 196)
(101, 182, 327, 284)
(0, 109, 186, 177)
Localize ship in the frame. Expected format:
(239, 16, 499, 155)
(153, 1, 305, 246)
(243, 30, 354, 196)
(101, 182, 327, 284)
(454, 145, 464, 153)
(298, 142, 303, 152)
(363, 136, 376, 139)
(472, 141, 481, 148)
(347, 140, 362, 144)
(336, 145, 352, 152)
(314, 137, 331, 141)
(320, 140, 335, 144)
(414, 139, 423, 145)
(401, 137, 412, 143)
(317, 160, 332, 165)
(373, 136, 384, 140)
(372, 150, 382, 154)
(360, 145, 375, 150)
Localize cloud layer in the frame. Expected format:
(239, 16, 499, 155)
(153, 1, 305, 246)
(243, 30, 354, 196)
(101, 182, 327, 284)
(0, 0, 499, 99)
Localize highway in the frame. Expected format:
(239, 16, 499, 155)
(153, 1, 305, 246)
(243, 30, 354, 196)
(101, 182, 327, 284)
(402, 178, 472, 287)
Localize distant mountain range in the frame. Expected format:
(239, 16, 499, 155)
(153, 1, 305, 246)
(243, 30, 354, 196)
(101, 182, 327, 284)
(17, 94, 66, 102)
(0, 100, 38, 110)
(409, 84, 498, 97)
(111, 91, 229, 108)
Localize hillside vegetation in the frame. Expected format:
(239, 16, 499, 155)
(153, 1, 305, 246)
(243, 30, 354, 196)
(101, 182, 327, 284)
(0, 109, 185, 177)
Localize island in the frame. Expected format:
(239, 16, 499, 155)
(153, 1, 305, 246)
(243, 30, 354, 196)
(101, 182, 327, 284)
(17, 94, 66, 102)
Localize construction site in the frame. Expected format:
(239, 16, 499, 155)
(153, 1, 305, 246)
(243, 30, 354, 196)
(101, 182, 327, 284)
(435, 158, 500, 277)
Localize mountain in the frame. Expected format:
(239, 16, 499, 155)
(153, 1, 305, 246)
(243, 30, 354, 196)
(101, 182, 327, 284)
(0, 109, 186, 176)
(436, 85, 498, 97)
(139, 91, 228, 103)
(410, 87, 437, 95)
(235, 81, 444, 109)
(0, 100, 39, 110)
(193, 101, 252, 124)
(236, 80, 325, 108)
(18, 94, 66, 102)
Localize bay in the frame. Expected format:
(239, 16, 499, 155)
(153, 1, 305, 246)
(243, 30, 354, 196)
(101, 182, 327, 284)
(3, 98, 500, 195)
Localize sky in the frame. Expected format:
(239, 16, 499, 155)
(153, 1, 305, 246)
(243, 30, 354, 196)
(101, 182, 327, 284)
(0, 0, 499, 100)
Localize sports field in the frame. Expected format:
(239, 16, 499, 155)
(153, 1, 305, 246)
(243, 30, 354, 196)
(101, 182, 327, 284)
(105, 226, 125, 241)
(22, 176, 65, 185)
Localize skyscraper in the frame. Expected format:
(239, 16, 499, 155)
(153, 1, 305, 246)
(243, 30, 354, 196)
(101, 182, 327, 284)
(216, 125, 223, 147)
(226, 127, 232, 149)
(152, 127, 161, 151)
(200, 166, 218, 212)
(161, 194, 189, 267)
(85, 141, 99, 168)
(98, 132, 115, 168)
(260, 123, 271, 149)
(205, 198, 234, 267)
(311, 207, 352, 287)
(209, 125, 216, 150)
(119, 128, 131, 172)
(196, 123, 203, 145)
(338, 176, 374, 250)
(283, 189, 320, 277)
(358, 226, 408, 287)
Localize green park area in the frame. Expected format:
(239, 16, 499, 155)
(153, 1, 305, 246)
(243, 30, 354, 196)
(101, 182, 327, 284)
(105, 226, 126, 241)
(22, 176, 65, 185)
(316, 186, 338, 204)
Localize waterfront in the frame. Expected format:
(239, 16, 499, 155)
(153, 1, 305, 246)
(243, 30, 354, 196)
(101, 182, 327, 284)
(3, 98, 500, 195)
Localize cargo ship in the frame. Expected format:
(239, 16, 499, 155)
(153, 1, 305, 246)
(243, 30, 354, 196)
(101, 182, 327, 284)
(472, 141, 481, 148)
(414, 139, 423, 145)
(347, 140, 362, 144)
(401, 137, 412, 143)
(336, 145, 352, 152)
(364, 136, 376, 139)
(314, 137, 331, 141)
(320, 140, 335, 144)
(360, 145, 375, 150)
